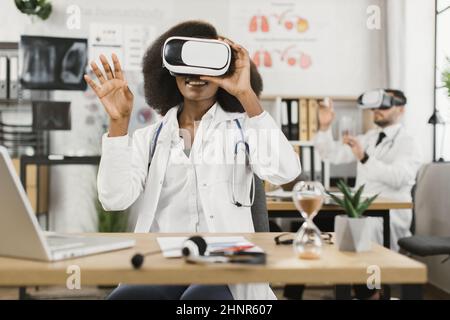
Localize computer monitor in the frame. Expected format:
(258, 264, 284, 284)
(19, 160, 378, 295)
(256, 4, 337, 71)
(19, 35, 88, 90)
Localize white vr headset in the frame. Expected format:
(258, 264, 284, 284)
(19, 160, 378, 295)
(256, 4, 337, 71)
(162, 36, 232, 77)
(357, 89, 406, 109)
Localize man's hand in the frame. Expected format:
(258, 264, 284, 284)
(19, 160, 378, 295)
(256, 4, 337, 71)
(318, 98, 335, 131)
(343, 135, 365, 161)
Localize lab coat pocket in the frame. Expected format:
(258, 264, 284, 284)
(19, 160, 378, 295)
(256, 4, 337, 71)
(204, 179, 255, 232)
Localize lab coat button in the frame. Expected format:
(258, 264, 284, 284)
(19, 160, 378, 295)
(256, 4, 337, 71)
(202, 183, 207, 187)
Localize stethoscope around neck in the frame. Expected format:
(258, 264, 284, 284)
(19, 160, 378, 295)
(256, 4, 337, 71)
(148, 118, 255, 208)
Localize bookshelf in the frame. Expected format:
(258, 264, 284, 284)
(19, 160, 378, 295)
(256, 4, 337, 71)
(260, 95, 373, 190)
(0, 42, 50, 215)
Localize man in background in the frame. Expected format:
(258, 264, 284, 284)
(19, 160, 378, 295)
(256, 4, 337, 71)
(314, 89, 423, 251)
(313, 89, 423, 299)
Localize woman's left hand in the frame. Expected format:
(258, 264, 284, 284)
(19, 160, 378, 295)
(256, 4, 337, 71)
(200, 38, 253, 99)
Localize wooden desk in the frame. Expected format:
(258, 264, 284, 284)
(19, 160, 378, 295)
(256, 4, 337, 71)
(267, 198, 413, 212)
(267, 198, 413, 249)
(0, 233, 426, 299)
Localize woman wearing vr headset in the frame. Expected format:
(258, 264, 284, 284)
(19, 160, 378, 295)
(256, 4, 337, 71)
(313, 90, 422, 299)
(84, 21, 301, 300)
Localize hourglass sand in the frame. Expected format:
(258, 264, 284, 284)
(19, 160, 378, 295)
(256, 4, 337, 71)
(292, 181, 325, 259)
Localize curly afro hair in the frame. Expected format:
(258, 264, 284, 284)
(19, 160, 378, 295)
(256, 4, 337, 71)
(142, 20, 263, 115)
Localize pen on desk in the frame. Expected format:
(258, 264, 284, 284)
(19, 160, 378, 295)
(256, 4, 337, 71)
(210, 244, 255, 254)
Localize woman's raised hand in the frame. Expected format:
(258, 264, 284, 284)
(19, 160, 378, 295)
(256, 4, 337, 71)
(200, 38, 263, 117)
(84, 54, 134, 122)
(200, 38, 252, 99)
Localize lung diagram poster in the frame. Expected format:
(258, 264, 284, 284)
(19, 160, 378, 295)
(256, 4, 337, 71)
(229, 0, 336, 96)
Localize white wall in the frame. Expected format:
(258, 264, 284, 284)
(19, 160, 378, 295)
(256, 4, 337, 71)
(435, 0, 450, 161)
(401, 0, 435, 164)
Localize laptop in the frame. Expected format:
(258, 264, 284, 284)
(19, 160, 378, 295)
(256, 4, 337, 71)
(0, 146, 135, 261)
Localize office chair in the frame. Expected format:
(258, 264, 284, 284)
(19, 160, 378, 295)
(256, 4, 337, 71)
(410, 183, 417, 235)
(398, 163, 450, 264)
(398, 236, 450, 263)
(250, 174, 269, 232)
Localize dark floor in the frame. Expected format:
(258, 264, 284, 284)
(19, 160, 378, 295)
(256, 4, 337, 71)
(0, 284, 448, 300)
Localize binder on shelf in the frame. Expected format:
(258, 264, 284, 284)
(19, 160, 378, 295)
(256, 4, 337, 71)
(300, 145, 311, 177)
(8, 55, 18, 99)
(265, 96, 282, 127)
(308, 99, 319, 140)
(299, 98, 309, 141)
(313, 148, 323, 181)
(290, 99, 299, 140)
(293, 145, 301, 158)
(0, 56, 7, 99)
(281, 99, 289, 139)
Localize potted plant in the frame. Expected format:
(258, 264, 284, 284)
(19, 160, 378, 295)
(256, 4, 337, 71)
(327, 180, 378, 252)
(15, 0, 52, 21)
(443, 56, 450, 97)
(96, 199, 129, 233)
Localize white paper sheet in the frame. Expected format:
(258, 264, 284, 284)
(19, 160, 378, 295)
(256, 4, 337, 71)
(265, 188, 293, 199)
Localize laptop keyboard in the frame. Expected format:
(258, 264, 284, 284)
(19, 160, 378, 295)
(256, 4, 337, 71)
(46, 236, 85, 251)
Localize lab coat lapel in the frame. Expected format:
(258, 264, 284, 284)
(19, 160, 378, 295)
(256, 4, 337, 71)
(203, 104, 246, 147)
(209, 105, 246, 129)
(134, 109, 177, 232)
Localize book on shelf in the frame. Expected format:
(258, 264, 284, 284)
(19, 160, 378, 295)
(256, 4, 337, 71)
(268, 96, 345, 142)
(280, 99, 289, 139)
(299, 98, 309, 141)
(289, 99, 299, 140)
(307, 99, 319, 140)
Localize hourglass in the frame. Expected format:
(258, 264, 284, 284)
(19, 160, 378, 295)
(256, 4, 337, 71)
(292, 181, 325, 259)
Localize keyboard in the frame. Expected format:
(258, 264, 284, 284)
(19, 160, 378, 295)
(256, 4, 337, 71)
(46, 235, 85, 251)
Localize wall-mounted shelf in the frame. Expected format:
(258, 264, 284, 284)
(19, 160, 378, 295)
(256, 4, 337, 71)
(289, 140, 314, 147)
(0, 99, 33, 105)
(0, 42, 51, 157)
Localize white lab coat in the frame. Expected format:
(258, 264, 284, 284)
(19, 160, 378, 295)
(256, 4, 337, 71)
(314, 123, 423, 251)
(98, 104, 302, 300)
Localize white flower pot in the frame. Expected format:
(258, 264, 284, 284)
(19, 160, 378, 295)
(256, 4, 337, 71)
(334, 215, 372, 252)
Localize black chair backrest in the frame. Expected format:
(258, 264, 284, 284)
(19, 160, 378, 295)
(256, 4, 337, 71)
(250, 174, 269, 232)
(410, 183, 416, 235)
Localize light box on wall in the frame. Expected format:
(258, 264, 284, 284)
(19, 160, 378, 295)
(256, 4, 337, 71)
(32, 100, 71, 131)
(20, 36, 88, 91)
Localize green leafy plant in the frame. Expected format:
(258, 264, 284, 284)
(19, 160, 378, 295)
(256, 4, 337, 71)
(96, 199, 129, 233)
(15, 0, 52, 21)
(326, 180, 378, 218)
(443, 57, 450, 98)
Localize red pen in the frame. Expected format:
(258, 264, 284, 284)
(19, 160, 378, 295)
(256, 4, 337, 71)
(210, 244, 255, 254)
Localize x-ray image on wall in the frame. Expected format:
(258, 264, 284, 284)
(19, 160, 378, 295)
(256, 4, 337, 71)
(20, 36, 88, 90)
(32, 101, 71, 131)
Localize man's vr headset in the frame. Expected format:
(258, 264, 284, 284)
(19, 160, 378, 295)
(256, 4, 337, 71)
(357, 89, 407, 110)
(162, 36, 232, 77)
